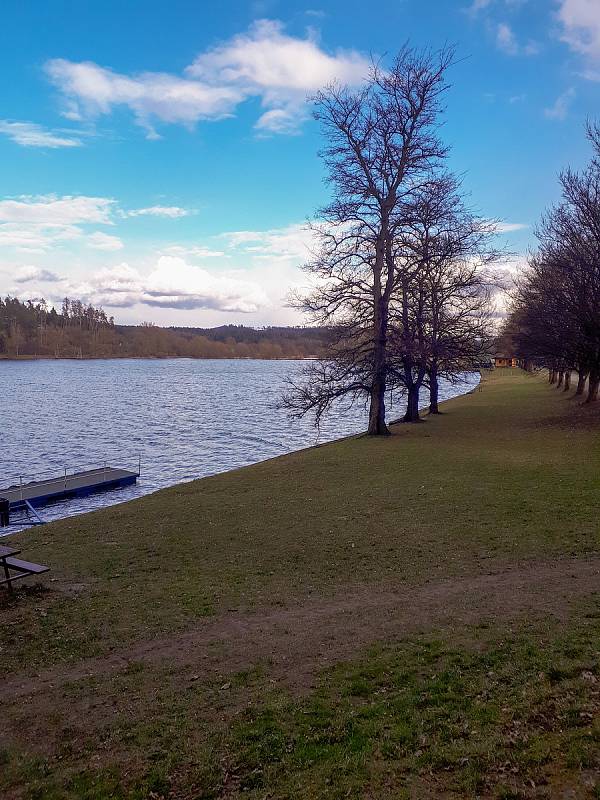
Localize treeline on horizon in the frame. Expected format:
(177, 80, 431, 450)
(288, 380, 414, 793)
(0, 297, 328, 360)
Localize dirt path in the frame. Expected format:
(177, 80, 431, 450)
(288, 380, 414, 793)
(2, 555, 599, 703)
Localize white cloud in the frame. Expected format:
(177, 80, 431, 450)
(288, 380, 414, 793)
(0, 222, 82, 251)
(218, 222, 317, 316)
(222, 221, 316, 262)
(557, 0, 600, 60)
(161, 244, 227, 258)
(188, 20, 366, 92)
(14, 266, 62, 283)
(126, 205, 191, 218)
(495, 221, 529, 232)
(0, 220, 317, 325)
(0, 120, 83, 148)
(45, 20, 369, 137)
(0, 195, 117, 254)
(496, 22, 519, 54)
(45, 59, 242, 138)
(496, 22, 539, 56)
(87, 231, 124, 251)
(0, 195, 114, 225)
(255, 108, 301, 135)
(189, 19, 368, 133)
(468, 0, 493, 13)
(544, 87, 576, 119)
(76, 257, 270, 312)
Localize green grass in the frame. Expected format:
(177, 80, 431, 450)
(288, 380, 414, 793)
(2, 370, 599, 673)
(3, 614, 600, 798)
(1, 370, 600, 798)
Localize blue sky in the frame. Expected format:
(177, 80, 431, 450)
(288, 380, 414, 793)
(0, 0, 598, 326)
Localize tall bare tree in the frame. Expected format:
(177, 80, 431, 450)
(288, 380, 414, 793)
(285, 46, 454, 434)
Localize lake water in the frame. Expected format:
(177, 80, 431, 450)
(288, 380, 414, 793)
(1, 359, 479, 530)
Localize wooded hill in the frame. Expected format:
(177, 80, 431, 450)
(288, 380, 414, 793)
(0, 297, 327, 359)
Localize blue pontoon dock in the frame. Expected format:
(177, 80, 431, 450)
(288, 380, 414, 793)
(1, 467, 139, 511)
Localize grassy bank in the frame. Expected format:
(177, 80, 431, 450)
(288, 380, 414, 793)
(1, 370, 599, 798)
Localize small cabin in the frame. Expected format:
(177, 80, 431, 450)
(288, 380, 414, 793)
(494, 355, 518, 368)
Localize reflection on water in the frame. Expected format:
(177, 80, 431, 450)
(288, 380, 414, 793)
(1, 359, 479, 530)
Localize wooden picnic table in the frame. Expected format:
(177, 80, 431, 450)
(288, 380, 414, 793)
(0, 544, 21, 560)
(0, 543, 48, 592)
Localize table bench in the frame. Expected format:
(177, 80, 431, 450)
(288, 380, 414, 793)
(0, 544, 49, 591)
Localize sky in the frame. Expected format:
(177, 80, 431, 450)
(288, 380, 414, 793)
(0, 0, 599, 327)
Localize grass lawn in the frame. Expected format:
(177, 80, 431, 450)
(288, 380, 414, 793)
(1, 370, 599, 798)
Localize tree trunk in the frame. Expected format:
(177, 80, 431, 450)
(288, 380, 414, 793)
(403, 385, 421, 422)
(557, 371, 564, 388)
(429, 366, 440, 414)
(549, 370, 557, 384)
(575, 371, 587, 395)
(367, 231, 391, 437)
(586, 371, 599, 403)
(368, 376, 389, 435)
(563, 371, 571, 391)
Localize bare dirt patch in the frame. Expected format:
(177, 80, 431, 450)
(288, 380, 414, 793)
(2, 554, 599, 705)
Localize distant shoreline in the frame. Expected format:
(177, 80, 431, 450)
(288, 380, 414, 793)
(0, 355, 320, 362)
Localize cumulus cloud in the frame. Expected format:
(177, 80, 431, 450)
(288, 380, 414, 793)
(14, 266, 62, 283)
(45, 59, 242, 138)
(545, 87, 576, 120)
(188, 20, 366, 90)
(75, 257, 269, 312)
(126, 205, 191, 218)
(188, 19, 368, 133)
(45, 20, 369, 136)
(0, 120, 83, 148)
(557, 0, 600, 61)
(0, 221, 318, 325)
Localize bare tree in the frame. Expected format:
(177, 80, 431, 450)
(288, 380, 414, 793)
(285, 45, 454, 434)
(509, 122, 600, 402)
(390, 174, 497, 420)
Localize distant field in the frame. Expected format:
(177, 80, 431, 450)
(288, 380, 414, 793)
(1, 370, 599, 799)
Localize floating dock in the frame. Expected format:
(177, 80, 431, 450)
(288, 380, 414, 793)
(1, 467, 139, 511)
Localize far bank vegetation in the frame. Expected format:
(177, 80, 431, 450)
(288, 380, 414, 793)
(0, 297, 327, 360)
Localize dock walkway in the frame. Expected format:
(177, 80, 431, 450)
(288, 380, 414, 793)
(0, 467, 139, 510)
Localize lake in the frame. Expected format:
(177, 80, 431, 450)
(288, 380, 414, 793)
(1, 359, 479, 529)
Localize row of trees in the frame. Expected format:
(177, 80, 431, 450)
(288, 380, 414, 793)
(285, 47, 497, 434)
(0, 297, 327, 360)
(503, 123, 600, 403)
